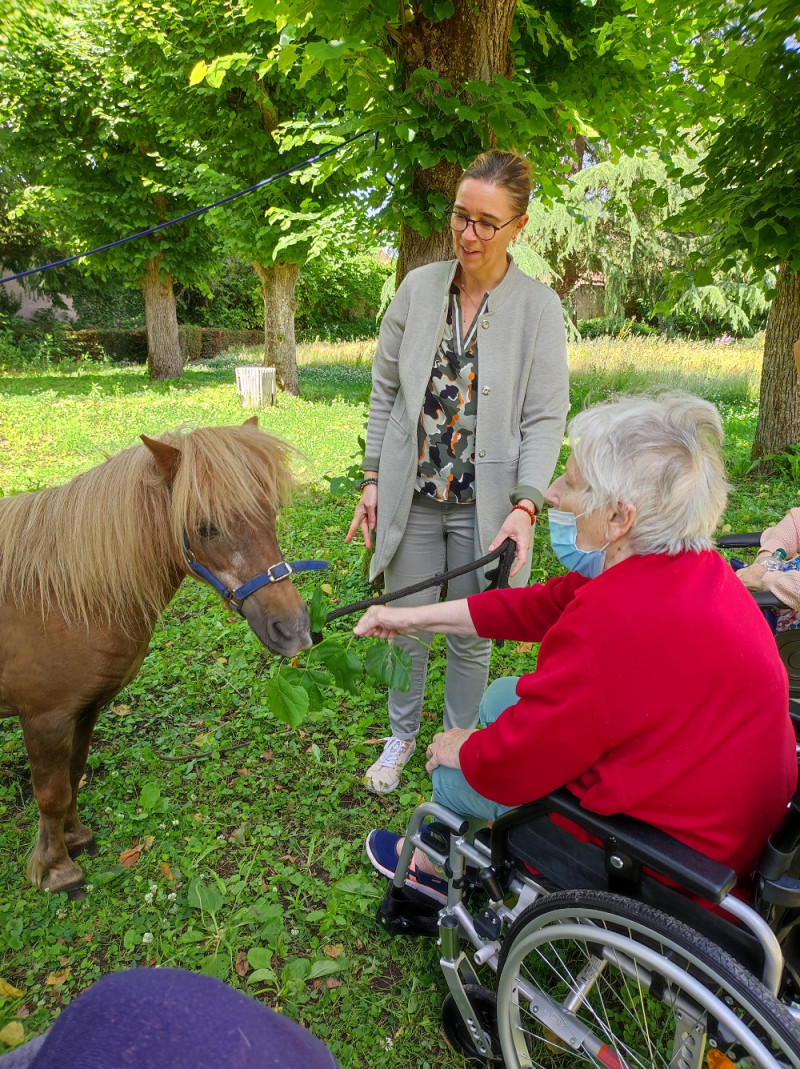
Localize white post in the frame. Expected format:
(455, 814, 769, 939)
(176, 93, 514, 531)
(235, 366, 277, 407)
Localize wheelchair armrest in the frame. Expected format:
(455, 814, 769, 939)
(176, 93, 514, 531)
(752, 590, 791, 611)
(491, 787, 737, 904)
(716, 532, 765, 549)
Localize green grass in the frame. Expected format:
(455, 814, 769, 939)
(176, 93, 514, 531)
(0, 334, 796, 1065)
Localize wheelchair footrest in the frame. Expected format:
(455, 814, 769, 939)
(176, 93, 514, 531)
(376, 882, 441, 938)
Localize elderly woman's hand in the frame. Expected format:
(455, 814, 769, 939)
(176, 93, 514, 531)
(425, 728, 477, 773)
(489, 503, 536, 578)
(736, 561, 768, 591)
(345, 481, 378, 549)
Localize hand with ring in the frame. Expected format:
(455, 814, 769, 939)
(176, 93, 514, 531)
(424, 728, 477, 774)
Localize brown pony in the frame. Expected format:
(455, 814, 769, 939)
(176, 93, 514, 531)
(0, 419, 314, 893)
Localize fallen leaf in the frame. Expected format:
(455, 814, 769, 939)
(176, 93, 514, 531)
(216, 657, 227, 665)
(236, 768, 249, 776)
(15, 1006, 30, 1019)
(111, 704, 132, 716)
(58, 956, 69, 967)
(80, 934, 92, 943)
(278, 854, 297, 863)
(261, 752, 274, 761)
(235, 951, 250, 978)
(194, 813, 203, 822)
(141, 835, 154, 851)
(514, 642, 533, 654)
(323, 944, 344, 958)
(45, 969, 70, 987)
(326, 977, 343, 989)
(78, 774, 89, 789)
(161, 862, 174, 883)
(0, 979, 23, 998)
(119, 845, 143, 867)
(298, 730, 309, 739)
(0, 1022, 24, 1047)
(320, 582, 333, 595)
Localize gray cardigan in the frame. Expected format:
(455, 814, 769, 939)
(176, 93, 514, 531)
(363, 258, 569, 583)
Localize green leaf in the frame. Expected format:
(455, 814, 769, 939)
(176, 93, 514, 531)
(249, 967, 277, 983)
(139, 782, 161, 811)
(364, 643, 411, 692)
(308, 957, 347, 980)
(331, 875, 383, 898)
(188, 59, 208, 86)
(248, 946, 274, 971)
(309, 585, 328, 632)
(187, 877, 225, 914)
(199, 954, 229, 980)
(265, 674, 310, 727)
(309, 639, 362, 692)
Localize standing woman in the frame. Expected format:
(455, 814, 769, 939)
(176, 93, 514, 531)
(346, 150, 569, 794)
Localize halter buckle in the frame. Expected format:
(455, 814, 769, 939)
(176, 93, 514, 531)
(266, 560, 293, 583)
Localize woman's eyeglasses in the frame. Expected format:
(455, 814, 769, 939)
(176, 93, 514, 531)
(446, 206, 524, 242)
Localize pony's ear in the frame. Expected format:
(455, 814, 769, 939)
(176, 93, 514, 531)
(141, 435, 182, 483)
(243, 415, 259, 427)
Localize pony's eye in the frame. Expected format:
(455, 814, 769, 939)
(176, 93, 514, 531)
(197, 522, 220, 540)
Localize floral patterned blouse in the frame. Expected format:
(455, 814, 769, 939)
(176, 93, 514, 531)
(416, 284, 489, 503)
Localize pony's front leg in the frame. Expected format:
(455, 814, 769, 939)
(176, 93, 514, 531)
(63, 706, 103, 855)
(21, 713, 84, 893)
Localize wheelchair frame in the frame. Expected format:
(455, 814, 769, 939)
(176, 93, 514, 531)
(377, 787, 800, 1067)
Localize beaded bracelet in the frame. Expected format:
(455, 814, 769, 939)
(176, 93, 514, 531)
(356, 477, 378, 492)
(512, 502, 536, 523)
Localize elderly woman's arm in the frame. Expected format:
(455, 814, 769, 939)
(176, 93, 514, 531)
(353, 599, 477, 640)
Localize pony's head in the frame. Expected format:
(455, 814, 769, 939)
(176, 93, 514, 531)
(142, 418, 313, 657)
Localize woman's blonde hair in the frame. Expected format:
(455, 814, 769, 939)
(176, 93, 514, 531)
(459, 150, 532, 217)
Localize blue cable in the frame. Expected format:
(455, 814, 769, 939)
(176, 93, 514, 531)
(0, 130, 375, 286)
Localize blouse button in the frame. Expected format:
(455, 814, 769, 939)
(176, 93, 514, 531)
(481, 319, 490, 330)
(478, 449, 486, 458)
(482, 386, 490, 395)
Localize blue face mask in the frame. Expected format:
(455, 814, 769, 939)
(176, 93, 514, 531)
(548, 508, 609, 579)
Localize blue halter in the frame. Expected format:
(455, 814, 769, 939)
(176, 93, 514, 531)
(182, 531, 328, 615)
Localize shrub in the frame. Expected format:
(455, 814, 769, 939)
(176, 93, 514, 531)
(578, 317, 658, 339)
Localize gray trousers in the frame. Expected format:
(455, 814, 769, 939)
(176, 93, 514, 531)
(383, 494, 491, 740)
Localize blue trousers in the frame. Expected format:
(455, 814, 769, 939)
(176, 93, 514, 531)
(431, 675, 521, 821)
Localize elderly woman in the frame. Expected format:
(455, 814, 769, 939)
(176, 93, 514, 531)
(345, 149, 569, 794)
(355, 393, 797, 902)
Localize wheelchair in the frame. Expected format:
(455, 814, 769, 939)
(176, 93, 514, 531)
(377, 785, 800, 1067)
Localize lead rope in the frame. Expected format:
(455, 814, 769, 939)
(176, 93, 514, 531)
(316, 537, 516, 639)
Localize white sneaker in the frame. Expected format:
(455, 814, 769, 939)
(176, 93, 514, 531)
(364, 737, 416, 794)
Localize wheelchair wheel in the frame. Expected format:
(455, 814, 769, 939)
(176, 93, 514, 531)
(495, 889, 800, 1069)
(776, 628, 800, 702)
(441, 984, 501, 1065)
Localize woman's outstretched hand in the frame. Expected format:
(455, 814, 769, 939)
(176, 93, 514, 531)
(345, 481, 378, 549)
(353, 605, 407, 639)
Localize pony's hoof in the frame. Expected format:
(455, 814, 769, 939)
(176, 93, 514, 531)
(67, 838, 98, 859)
(65, 881, 87, 901)
(38, 858, 85, 896)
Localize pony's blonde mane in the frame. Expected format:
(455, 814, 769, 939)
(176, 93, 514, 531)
(0, 423, 295, 634)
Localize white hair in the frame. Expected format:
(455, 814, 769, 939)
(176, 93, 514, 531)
(568, 392, 728, 555)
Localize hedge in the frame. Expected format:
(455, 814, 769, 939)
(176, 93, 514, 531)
(10, 324, 263, 363)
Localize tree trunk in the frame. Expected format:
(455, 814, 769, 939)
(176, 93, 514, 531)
(752, 265, 800, 459)
(252, 260, 301, 395)
(139, 255, 182, 381)
(395, 0, 518, 285)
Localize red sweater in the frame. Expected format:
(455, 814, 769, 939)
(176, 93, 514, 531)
(463, 551, 797, 884)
